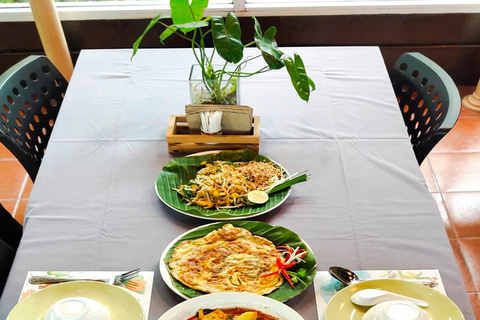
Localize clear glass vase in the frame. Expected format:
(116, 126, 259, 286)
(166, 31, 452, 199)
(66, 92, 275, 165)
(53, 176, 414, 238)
(189, 64, 239, 105)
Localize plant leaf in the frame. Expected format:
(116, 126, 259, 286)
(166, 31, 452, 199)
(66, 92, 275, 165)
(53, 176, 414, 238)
(211, 13, 244, 64)
(132, 14, 167, 59)
(253, 17, 284, 70)
(283, 54, 313, 102)
(155, 150, 290, 219)
(170, 0, 209, 33)
(164, 221, 317, 301)
(159, 25, 178, 44)
(308, 76, 316, 91)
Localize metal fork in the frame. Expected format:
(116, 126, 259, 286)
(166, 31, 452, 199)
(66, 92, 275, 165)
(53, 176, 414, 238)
(113, 268, 140, 285)
(29, 268, 141, 285)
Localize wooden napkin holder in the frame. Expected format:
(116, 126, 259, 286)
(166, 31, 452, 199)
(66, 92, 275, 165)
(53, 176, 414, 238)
(166, 115, 260, 154)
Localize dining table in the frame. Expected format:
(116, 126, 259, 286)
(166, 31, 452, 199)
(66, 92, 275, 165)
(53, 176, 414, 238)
(0, 47, 474, 319)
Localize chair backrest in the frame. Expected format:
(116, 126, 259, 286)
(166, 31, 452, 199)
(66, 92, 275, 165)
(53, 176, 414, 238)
(389, 52, 461, 165)
(0, 56, 68, 181)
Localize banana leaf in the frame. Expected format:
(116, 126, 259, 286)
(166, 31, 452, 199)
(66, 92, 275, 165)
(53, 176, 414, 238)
(155, 150, 290, 219)
(163, 221, 317, 301)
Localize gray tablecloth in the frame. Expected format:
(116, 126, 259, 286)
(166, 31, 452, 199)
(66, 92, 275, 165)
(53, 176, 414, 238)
(0, 47, 473, 319)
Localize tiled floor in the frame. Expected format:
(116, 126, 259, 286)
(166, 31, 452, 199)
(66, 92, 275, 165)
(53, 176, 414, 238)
(0, 86, 479, 316)
(0, 146, 32, 225)
(420, 86, 480, 318)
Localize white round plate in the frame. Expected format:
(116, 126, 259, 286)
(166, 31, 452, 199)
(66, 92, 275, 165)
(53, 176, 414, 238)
(157, 292, 305, 320)
(159, 222, 315, 301)
(155, 151, 291, 221)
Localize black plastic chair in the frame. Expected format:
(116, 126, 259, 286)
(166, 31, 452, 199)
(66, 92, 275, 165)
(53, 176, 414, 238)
(389, 53, 461, 165)
(0, 203, 22, 297)
(0, 56, 68, 182)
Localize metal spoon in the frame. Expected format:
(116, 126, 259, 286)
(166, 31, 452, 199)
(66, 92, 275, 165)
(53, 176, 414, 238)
(328, 266, 437, 288)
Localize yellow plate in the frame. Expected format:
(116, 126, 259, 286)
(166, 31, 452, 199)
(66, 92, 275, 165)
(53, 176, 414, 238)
(325, 279, 464, 320)
(7, 281, 144, 320)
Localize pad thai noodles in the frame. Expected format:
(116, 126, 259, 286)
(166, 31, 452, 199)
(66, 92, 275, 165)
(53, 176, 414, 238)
(174, 160, 283, 209)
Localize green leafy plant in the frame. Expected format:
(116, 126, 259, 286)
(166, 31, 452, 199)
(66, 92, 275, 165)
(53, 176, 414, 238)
(132, 0, 315, 104)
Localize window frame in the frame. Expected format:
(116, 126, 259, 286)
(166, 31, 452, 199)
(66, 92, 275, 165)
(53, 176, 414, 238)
(0, 0, 479, 22)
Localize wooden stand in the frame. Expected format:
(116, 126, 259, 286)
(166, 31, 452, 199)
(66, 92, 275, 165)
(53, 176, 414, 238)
(462, 80, 480, 112)
(166, 115, 260, 154)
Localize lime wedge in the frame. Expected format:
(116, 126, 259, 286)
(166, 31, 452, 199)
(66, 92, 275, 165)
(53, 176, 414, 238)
(247, 190, 269, 205)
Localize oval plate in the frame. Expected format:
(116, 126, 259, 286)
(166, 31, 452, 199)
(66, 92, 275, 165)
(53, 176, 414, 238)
(159, 221, 317, 302)
(325, 279, 465, 320)
(155, 149, 291, 220)
(158, 292, 305, 320)
(7, 281, 144, 320)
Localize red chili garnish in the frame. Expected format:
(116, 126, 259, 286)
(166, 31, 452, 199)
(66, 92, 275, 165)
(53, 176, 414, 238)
(281, 269, 295, 288)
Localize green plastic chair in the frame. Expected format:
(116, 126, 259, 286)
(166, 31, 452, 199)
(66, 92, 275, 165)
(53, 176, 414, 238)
(389, 53, 461, 165)
(0, 56, 68, 181)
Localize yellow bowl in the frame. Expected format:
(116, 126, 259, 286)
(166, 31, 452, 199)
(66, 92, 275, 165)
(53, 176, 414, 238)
(7, 281, 144, 320)
(325, 279, 465, 320)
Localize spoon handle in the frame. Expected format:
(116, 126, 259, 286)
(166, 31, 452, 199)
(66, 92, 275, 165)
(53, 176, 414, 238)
(390, 292, 430, 307)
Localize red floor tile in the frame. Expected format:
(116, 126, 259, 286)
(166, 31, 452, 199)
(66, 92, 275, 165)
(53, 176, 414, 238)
(429, 153, 480, 192)
(420, 158, 439, 192)
(433, 118, 480, 153)
(0, 143, 15, 160)
(468, 293, 480, 320)
(0, 160, 27, 200)
(21, 175, 33, 200)
(1, 200, 16, 216)
(450, 240, 476, 293)
(458, 238, 480, 292)
(443, 192, 480, 238)
(460, 106, 480, 119)
(14, 200, 27, 226)
(431, 193, 456, 239)
(458, 86, 480, 119)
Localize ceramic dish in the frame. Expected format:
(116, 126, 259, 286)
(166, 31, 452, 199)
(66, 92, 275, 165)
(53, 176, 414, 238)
(159, 221, 317, 302)
(155, 149, 291, 220)
(325, 279, 465, 320)
(362, 300, 428, 320)
(44, 297, 111, 320)
(7, 281, 144, 320)
(157, 292, 305, 320)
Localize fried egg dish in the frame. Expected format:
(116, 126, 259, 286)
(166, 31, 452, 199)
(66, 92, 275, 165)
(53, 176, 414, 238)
(168, 224, 284, 295)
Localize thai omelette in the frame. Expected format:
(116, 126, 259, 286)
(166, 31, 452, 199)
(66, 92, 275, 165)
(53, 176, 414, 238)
(168, 224, 284, 295)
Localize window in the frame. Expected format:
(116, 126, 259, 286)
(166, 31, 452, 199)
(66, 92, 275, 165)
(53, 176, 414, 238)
(0, 0, 479, 21)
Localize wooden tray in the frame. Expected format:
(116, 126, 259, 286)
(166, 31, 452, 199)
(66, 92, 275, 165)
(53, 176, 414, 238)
(166, 115, 260, 154)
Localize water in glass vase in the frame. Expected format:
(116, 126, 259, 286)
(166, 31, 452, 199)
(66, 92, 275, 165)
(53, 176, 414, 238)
(189, 64, 240, 105)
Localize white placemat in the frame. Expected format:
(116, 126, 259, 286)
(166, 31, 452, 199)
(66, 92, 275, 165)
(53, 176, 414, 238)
(314, 269, 445, 320)
(19, 271, 154, 319)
